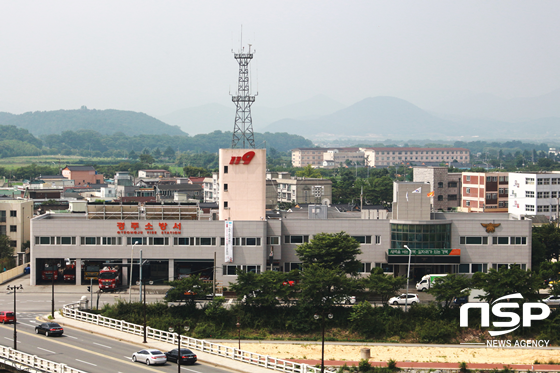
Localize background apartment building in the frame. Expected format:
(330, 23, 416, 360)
(461, 172, 509, 213)
(413, 167, 461, 211)
(267, 172, 332, 206)
(509, 172, 560, 220)
(363, 147, 470, 167)
(0, 199, 33, 265)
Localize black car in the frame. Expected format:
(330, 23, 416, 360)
(165, 348, 197, 365)
(35, 322, 64, 337)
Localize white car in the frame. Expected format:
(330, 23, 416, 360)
(388, 294, 420, 306)
(132, 349, 167, 365)
(542, 295, 560, 306)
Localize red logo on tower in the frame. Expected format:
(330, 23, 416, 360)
(229, 151, 255, 165)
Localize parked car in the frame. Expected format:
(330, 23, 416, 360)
(542, 295, 560, 306)
(132, 349, 167, 365)
(388, 294, 420, 306)
(165, 348, 197, 365)
(0, 311, 15, 324)
(35, 322, 64, 337)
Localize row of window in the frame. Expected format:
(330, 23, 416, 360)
(0, 225, 17, 234)
(282, 262, 373, 273)
(459, 236, 527, 245)
(380, 156, 464, 161)
(223, 265, 262, 275)
(464, 201, 509, 208)
(35, 236, 266, 247)
(0, 210, 17, 222)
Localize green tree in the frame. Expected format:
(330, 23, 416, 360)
(364, 267, 407, 304)
(164, 274, 213, 305)
(0, 235, 15, 270)
(427, 273, 472, 309)
(533, 223, 560, 262)
(128, 150, 138, 160)
(183, 166, 211, 178)
(163, 146, 176, 159)
(472, 266, 543, 303)
(299, 264, 360, 311)
(139, 153, 155, 165)
(539, 261, 560, 296)
(152, 147, 162, 159)
(295, 164, 322, 178)
(295, 232, 362, 275)
(230, 269, 300, 307)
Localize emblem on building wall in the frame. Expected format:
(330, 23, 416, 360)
(481, 223, 501, 233)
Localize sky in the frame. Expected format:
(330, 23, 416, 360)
(0, 1, 559, 116)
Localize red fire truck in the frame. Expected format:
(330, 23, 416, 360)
(41, 266, 59, 281)
(98, 266, 121, 291)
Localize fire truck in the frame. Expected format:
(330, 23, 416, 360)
(41, 266, 59, 281)
(98, 266, 121, 291)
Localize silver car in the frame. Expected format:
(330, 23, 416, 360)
(542, 295, 560, 306)
(132, 349, 167, 365)
(388, 294, 420, 305)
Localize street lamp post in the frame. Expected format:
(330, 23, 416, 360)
(139, 279, 153, 343)
(169, 324, 190, 372)
(7, 284, 23, 350)
(403, 245, 412, 312)
(314, 312, 333, 373)
(46, 263, 61, 319)
(129, 242, 137, 303)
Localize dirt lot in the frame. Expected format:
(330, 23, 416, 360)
(221, 342, 560, 364)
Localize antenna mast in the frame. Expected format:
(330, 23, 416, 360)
(231, 38, 256, 149)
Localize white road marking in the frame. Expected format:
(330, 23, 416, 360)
(66, 335, 78, 339)
(93, 342, 112, 349)
(4, 337, 13, 341)
(76, 359, 97, 366)
(181, 366, 203, 372)
(38, 347, 56, 354)
(18, 322, 35, 327)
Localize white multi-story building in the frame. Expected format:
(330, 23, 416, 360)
(509, 172, 560, 220)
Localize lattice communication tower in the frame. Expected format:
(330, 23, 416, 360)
(231, 44, 256, 149)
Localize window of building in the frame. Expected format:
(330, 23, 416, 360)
(459, 264, 470, 273)
(537, 179, 543, 185)
(448, 195, 457, 201)
(526, 178, 535, 185)
(466, 176, 471, 181)
(57, 237, 77, 245)
(224, 184, 228, 191)
(0, 211, 5, 223)
(537, 192, 543, 198)
(526, 191, 535, 198)
(81, 237, 100, 245)
(438, 182, 443, 188)
(466, 188, 471, 194)
(351, 236, 372, 244)
(101, 237, 121, 245)
(466, 201, 471, 207)
(437, 195, 443, 201)
(284, 262, 302, 272)
(448, 182, 458, 188)
(460, 237, 488, 245)
(285, 235, 310, 244)
(544, 179, 550, 185)
(223, 166, 228, 174)
(537, 206, 543, 212)
(223, 265, 241, 276)
(149, 237, 169, 245)
(552, 191, 558, 198)
(224, 201, 228, 208)
(175, 237, 193, 245)
(471, 263, 488, 273)
(241, 237, 261, 246)
(197, 237, 216, 246)
(526, 204, 535, 212)
(492, 237, 509, 245)
(127, 237, 147, 245)
(499, 201, 509, 208)
(0, 226, 5, 235)
(375, 235, 381, 244)
(544, 192, 550, 198)
(246, 265, 261, 274)
(553, 178, 559, 185)
(9, 225, 16, 232)
(509, 236, 527, 245)
(35, 236, 55, 245)
(552, 205, 558, 213)
(499, 176, 508, 182)
(9, 211, 16, 217)
(267, 236, 280, 245)
(360, 263, 372, 273)
(9, 241, 16, 247)
(375, 263, 393, 272)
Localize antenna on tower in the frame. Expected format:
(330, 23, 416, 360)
(231, 32, 256, 149)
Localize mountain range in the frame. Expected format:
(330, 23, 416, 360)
(1, 89, 559, 142)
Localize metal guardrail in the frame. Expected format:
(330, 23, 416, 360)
(62, 303, 334, 373)
(0, 263, 29, 285)
(0, 344, 88, 373)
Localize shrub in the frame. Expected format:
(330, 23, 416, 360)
(358, 359, 372, 372)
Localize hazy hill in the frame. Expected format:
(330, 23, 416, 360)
(0, 108, 185, 137)
(158, 95, 345, 135)
(261, 96, 463, 139)
(431, 89, 560, 122)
